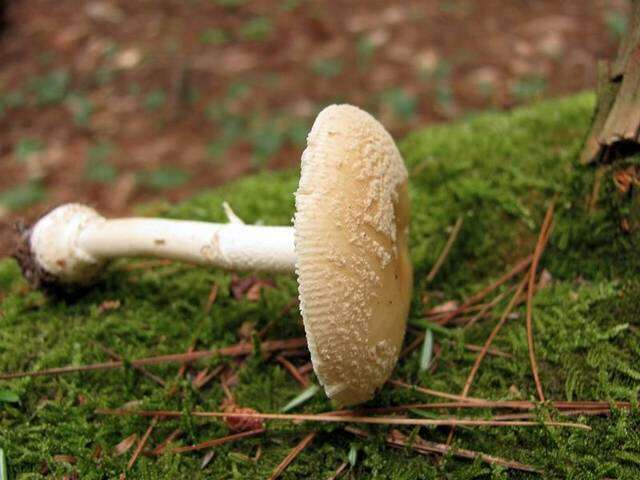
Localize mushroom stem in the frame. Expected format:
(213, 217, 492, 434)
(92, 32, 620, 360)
(22, 203, 296, 286)
(77, 217, 296, 272)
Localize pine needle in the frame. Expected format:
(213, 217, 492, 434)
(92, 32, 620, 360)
(0, 338, 307, 380)
(269, 432, 316, 480)
(326, 461, 348, 480)
(276, 355, 309, 387)
(526, 201, 555, 402)
(447, 273, 530, 445)
(346, 427, 540, 474)
(172, 428, 265, 453)
(426, 217, 464, 283)
(95, 408, 591, 430)
(387, 379, 488, 403)
(127, 417, 157, 470)
(93, 342, 166, 387)
(438, 254, 533, 326)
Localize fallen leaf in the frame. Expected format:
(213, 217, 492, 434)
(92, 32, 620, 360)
(86, 1, 124, 23)
(115, 48, 142, 69)
(230, 275, 255, 299)
(121, 400, 143, 410)
(245, 281, 268, 301)
(201, 450, 215, 469)
(114, 434, 138, 456)
(53, 455, 77, 465)
(238, 321, 255, 341)
(230, 276, 274, 301)
(92, 445, 103, 461)
(537, 269, 553, 290)
(427, 300, 459, 315)
(509, 384, 522, 398)
(98, 300, 121, 313)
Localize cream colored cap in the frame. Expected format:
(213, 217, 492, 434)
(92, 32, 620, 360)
(294, 104, 412, 406)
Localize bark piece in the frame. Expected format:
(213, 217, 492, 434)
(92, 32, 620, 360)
(581, 1, 640, 165)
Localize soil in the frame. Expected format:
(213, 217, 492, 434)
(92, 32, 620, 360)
(0, 0, 630, 256)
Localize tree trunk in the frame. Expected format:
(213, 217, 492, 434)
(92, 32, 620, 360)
(580, 0, 640, 234)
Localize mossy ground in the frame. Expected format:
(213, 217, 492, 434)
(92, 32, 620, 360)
(2, 93, 640, 479)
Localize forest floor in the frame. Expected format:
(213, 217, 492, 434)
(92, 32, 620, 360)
(0, 0, 631, 255)
(2, 94, 640, 478)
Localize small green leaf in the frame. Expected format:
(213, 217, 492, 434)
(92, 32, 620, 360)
(137, 167, 191, 190)
(0, 182, 46, 211)
(408, 318, 454, 337)
(287, 120, 310, 148)
(280, 384, 320, 412)
(347, 445, 358, 467)
(14, 138, 44, 162)
(419, 328, 434, 371)
(226, 82, 251, 100)
(4, 91, 25, 108)
(86, 158, 117, 184)
(356, 36, 376, 66)
(605, 11, 628, 40)
(143, 90, 166, 111)
(239, 17, 273, 42)
(311, 58, 343, 78)
(382, 88, 417, 120)
(511, 74, 547, 102)
(199, 28, 227, 45)
(249, 122, 285, 167)
(280, 0, 302, 11)
(0, 389, 19, 403)
(30, 70, 70, 105)
(215, 0, 246, 6)
(85, 142, 117, 183)
(0, 447, 7, 480)
(67, 93, 94, 127)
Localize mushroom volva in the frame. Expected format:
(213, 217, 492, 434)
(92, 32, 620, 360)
(14, 104, 413, 406)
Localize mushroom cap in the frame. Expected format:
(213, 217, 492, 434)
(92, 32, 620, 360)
(294, 104, 412, 406)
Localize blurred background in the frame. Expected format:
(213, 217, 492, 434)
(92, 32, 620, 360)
(0, 0, 631, 255)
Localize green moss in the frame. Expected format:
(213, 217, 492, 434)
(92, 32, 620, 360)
(2, 93, 640, 478)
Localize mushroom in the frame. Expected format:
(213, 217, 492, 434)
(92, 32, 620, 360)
(14, 104, 413, 406)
